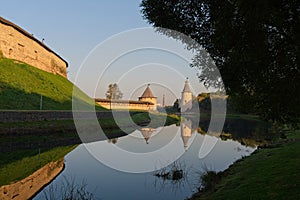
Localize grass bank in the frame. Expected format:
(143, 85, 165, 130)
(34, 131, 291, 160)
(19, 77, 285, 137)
(0, 57, 102, 110)
(191, 129, 300, 199)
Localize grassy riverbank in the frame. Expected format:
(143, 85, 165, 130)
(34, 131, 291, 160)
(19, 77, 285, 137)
(191, 129, 300, 199)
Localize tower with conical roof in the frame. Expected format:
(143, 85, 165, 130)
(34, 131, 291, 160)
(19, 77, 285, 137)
(139, 84, 157, 111)
(180, 78, 193, 112)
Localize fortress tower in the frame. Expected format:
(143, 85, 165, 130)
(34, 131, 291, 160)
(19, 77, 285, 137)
(139, 84, 157, 111)
(180, 78, 193, 112)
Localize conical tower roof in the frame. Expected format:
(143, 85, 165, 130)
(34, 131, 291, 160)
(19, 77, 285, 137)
(182, 78, 191, 93)
(140, 84, 156, 98)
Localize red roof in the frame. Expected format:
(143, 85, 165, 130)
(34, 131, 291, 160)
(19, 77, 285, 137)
(140, 85, 156, 98)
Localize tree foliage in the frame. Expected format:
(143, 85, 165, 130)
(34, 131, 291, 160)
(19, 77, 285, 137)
(141, 0, 300, 124)
(105, 83, 123, 100)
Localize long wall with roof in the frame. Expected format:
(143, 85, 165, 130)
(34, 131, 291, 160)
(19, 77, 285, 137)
(0, 17, 68, 77)
(95, 100, 156, 111)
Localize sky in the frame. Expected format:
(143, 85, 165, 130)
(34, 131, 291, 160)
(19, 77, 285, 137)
(0, 0, 209, 105)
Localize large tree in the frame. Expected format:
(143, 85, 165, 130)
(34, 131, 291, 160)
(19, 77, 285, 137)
(105, 83, 123, 100)
(141, 0, 300, 124)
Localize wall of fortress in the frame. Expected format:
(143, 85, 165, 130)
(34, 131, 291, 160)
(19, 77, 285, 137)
(0, 18, 67, 77)
(139, 97, 157, 111)
(96, 101, 154, 111)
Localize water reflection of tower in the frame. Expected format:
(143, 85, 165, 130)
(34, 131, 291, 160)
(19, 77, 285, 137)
(140, 128, 156, 144)
(180, 78, 193, 112)
(181, 119, 192, 150)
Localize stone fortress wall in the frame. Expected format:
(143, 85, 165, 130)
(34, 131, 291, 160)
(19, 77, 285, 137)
(95, 84, 158, 111)
(0, 17, 68, 77)
(95, 99, 155, 111)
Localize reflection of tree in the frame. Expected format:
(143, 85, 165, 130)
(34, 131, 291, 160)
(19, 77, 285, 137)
(107, 138, 118, 144)
(196, 118, 274, 147)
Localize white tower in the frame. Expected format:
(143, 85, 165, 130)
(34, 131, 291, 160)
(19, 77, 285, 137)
(180, 78, 193, 112)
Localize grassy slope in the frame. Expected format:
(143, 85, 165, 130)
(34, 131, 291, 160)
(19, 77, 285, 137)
(0, 57, 102, 110)
(192, 130, 300, 200)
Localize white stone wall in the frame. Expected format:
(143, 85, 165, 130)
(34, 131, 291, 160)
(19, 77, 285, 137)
(0, 22, 67, 77)
(96, 101, 154, 111)
(139, 97, 157, 111)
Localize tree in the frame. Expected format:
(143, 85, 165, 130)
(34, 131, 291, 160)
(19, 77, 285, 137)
(141, 0, 300, 124)
(105, 83, 123, 100)
(173, 99, 180, 112)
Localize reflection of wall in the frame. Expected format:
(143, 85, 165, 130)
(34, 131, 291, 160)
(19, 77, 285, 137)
(0, 17, 68, 77)
(181, 119, 192, 149)
(0, 158, 64, 200)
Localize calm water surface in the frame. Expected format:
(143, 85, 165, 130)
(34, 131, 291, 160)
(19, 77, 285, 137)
(34, 121, 256, 200)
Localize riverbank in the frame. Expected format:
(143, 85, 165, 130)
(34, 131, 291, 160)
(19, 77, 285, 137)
(190, 129, 300, 199)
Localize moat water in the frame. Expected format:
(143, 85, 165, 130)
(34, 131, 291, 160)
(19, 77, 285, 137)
(32, 118, 269, 200)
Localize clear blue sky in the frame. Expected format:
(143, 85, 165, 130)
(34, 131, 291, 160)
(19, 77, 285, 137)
(1, 0, 208, 105)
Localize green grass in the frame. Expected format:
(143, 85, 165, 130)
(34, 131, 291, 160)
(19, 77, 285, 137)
(0, 145, 77, 186)
(192, 130, 300, 199)
(0, 57, 103, 110)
